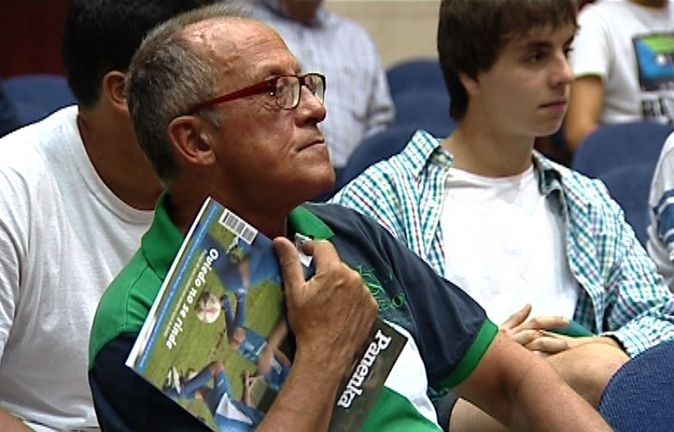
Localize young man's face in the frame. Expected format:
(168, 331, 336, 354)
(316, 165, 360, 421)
(470, 23, 576, 140)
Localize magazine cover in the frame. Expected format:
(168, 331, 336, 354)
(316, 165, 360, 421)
(126, 197, 407, 431)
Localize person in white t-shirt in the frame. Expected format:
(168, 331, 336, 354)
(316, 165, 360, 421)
(0, 1, 218, 430)
(565, 0, 674, 151)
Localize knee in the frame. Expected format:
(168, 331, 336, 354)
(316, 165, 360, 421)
(549, 342, 628, 407)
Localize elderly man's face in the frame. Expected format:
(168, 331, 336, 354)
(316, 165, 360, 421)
(188, 19, 334, 205)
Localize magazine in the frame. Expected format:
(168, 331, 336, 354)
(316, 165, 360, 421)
(126, 197, 407, 431)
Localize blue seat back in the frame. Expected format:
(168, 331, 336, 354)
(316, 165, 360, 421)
(598, 163, 653, 245)
(335, 125, 422, 191)
(599, 341, 674, 431)
(2, 74, 76, 126)
(572, 122, 672, 178)
(386, 59, 446, 98)
(392, 90, 455, 138)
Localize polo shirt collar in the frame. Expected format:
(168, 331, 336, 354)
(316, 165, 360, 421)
(142, 195, 334, 279)
(288, 205, 334, 240)
(141, 194, 184, 280)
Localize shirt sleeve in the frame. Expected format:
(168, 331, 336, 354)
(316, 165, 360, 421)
(330, 162, 409, 245)
(647, 133, 674, 287)
(570, 5, 612, 80)
(89, 333, 209, 431)
(0, 218, 19, 362)
(325, 205, 497, 392)
(0, 165, 27, 362)
(589, 178, 674, 357)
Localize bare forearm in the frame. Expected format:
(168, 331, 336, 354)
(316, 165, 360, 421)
(456, 336, 610, 431)
(508, 359, 610, 431)
(0, 408, 31, 432)
(448, 399, 507, 432)
(565, 76, 604, 151)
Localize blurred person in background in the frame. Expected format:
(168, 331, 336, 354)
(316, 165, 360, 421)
(565, 0, 674, 151)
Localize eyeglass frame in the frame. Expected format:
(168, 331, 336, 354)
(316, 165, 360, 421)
(185, 73, 326, 115)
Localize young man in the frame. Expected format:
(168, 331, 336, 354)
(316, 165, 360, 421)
(332, 0, 674, 429)
(0, 1, 214, 430)
(565, 0, 674, 150)
(87, 4, 610, 431)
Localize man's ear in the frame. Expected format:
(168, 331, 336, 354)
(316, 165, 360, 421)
(101, 71, 128, 113)
(168, 116, 217, 167)
(458, 72, 480, 96)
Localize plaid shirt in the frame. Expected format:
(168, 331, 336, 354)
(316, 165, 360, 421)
(332, 130, 674, 357)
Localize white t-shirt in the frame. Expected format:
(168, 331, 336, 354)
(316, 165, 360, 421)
(440, 166, 578, 324)
(571, 0, 674, 124)
(0, 106, 153, 431)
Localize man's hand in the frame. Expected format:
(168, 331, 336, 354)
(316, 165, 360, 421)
(499, 304, 570, 354)
(500, 305, 628, 406)
(260, 238, 378, 432)
(274, 237, 378, 375)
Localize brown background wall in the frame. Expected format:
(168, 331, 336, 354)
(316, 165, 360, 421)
(0, 0, 69, 77)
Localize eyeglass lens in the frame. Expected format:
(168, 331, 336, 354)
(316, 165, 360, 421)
(275, 74, 325, 109)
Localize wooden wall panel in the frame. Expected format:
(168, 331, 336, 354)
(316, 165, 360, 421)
(0, 0, 69, 78)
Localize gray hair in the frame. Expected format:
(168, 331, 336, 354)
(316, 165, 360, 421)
(126, 1, 249, 182)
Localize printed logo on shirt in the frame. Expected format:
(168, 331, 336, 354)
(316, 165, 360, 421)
(634, 33, 674, 123)
(634, 33, 674, 91)
(354, 265, 410, 327)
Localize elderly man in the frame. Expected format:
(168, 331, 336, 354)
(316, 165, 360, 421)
(249, 0, 394, 174)
(88, 4, 611, 431)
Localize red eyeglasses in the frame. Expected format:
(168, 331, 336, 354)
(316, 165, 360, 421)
(186, 73, 326, 114)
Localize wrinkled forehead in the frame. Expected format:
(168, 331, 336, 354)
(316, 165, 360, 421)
(181, 17, 300, 85)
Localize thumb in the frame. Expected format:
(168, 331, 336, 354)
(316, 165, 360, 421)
(273, 237, 306, 303)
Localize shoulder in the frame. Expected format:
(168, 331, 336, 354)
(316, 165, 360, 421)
(304, 202, 385, 236)
(0, 107, 79, 190)
(89, 249, 160, 368)
(304, 202, 410, 259)
(540, 156, 613, 204)
(325, 10, 376, 45)
(578, 0, 629, 24)
(337, 130, 439, 194)
(334, 130, 441, 200)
